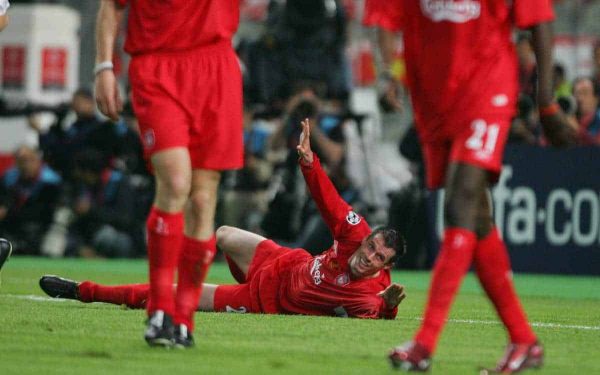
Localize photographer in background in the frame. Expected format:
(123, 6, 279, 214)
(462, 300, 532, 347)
(0, 145, 61, 255)
(573, 76, 600, 145)
(28, 88, 118, 181)
(262, 87, 360, 253)
(242, 0, 350, 107)
(63, 149, 141, 258)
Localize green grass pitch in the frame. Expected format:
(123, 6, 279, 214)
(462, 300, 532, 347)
(0, 257, 598, 374)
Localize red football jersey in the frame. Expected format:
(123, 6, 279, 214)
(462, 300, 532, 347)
(249, 156, 397, 319)
(115, 0, 240, 55)
(363, 0, 554, 141)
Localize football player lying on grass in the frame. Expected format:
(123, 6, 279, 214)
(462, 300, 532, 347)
(40, 119, 407, 319)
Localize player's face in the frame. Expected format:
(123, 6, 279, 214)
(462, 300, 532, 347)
(574, 79, 598, 115)
(348, 233, 395, 279)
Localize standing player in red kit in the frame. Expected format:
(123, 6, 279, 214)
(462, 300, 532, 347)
(39, 120, 407, 319)
(364, 0, 576, 372)
(94, 1, 243, 347)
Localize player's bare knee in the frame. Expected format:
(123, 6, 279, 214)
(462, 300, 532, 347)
(216, 225, 234, 250)
(188, 189, 214, 216)
(475, 213, 494, 238)
(154, 175, 191, 210)
(475, 194, 494, 238)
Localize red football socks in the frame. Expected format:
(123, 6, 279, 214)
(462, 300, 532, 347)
(174, 236, 217, 331)
(474, 228, 537, 344)
(79, 281, 150, 309)
(145, 207, 184, 317)
(415, 227, 477, 353)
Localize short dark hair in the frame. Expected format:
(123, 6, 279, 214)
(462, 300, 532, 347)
(368, 227, 406, 265)
(553, 64, 566, 79)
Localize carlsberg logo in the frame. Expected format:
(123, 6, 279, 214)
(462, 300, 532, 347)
(421, 0, 481, 23)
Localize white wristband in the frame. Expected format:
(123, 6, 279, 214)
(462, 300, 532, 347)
(94, 61, 114, 76)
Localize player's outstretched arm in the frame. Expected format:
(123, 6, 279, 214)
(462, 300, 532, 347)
(531, 22, 577, 147)
(94, 0, 124, 121)
(297, 119, 358, 237)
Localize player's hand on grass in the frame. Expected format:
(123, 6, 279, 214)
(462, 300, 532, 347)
(95, 69, 123, 122)
(378, 283, 406, 308)
(539, 108, 577, 148)
(296, 118, 314, 165)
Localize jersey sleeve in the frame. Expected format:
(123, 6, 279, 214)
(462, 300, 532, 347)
(300, 154, 366, 240)
(513, 0, 555, 29)
(362, 0, 403, 32)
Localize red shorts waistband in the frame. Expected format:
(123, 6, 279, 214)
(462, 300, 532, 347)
(130, 39, 233, 59)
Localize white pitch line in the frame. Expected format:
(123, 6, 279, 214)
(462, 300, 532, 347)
(3, 294, 600, 331)
(1, 294, 72, 302)
(410, 317, 600, 331)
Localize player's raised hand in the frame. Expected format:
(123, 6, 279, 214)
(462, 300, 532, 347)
(378, 283, 406, 308)
(296, 118, 314, 164)
(94, 69, 123, 122)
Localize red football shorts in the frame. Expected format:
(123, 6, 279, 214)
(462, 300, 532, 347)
(422, 115, 511, 189)
(129, 41, 243, 170)
(213, 240, 290, 314)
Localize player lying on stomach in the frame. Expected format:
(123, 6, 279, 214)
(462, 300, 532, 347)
(40, 119, 407, 319)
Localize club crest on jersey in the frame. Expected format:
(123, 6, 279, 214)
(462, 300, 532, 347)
(346, 211, 361, 225)
(421, 0, 481, 23)
(335, 273, 350, 286)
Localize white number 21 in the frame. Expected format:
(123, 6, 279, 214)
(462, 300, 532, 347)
(465, 119, 499, 154)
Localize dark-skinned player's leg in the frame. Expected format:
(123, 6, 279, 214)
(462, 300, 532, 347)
(474, 190, 542, 373)
(390, 163, 488, 371)
(414, 162, 487, 351)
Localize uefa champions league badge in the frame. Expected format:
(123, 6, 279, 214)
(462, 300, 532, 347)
(346, 211, 361, 225)
(335, 273, 350, 286)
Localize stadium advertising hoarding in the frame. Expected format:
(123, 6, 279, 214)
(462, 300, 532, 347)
(428, 145, 600, 275)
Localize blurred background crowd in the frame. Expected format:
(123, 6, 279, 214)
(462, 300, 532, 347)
(0, 0, 599, 268)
